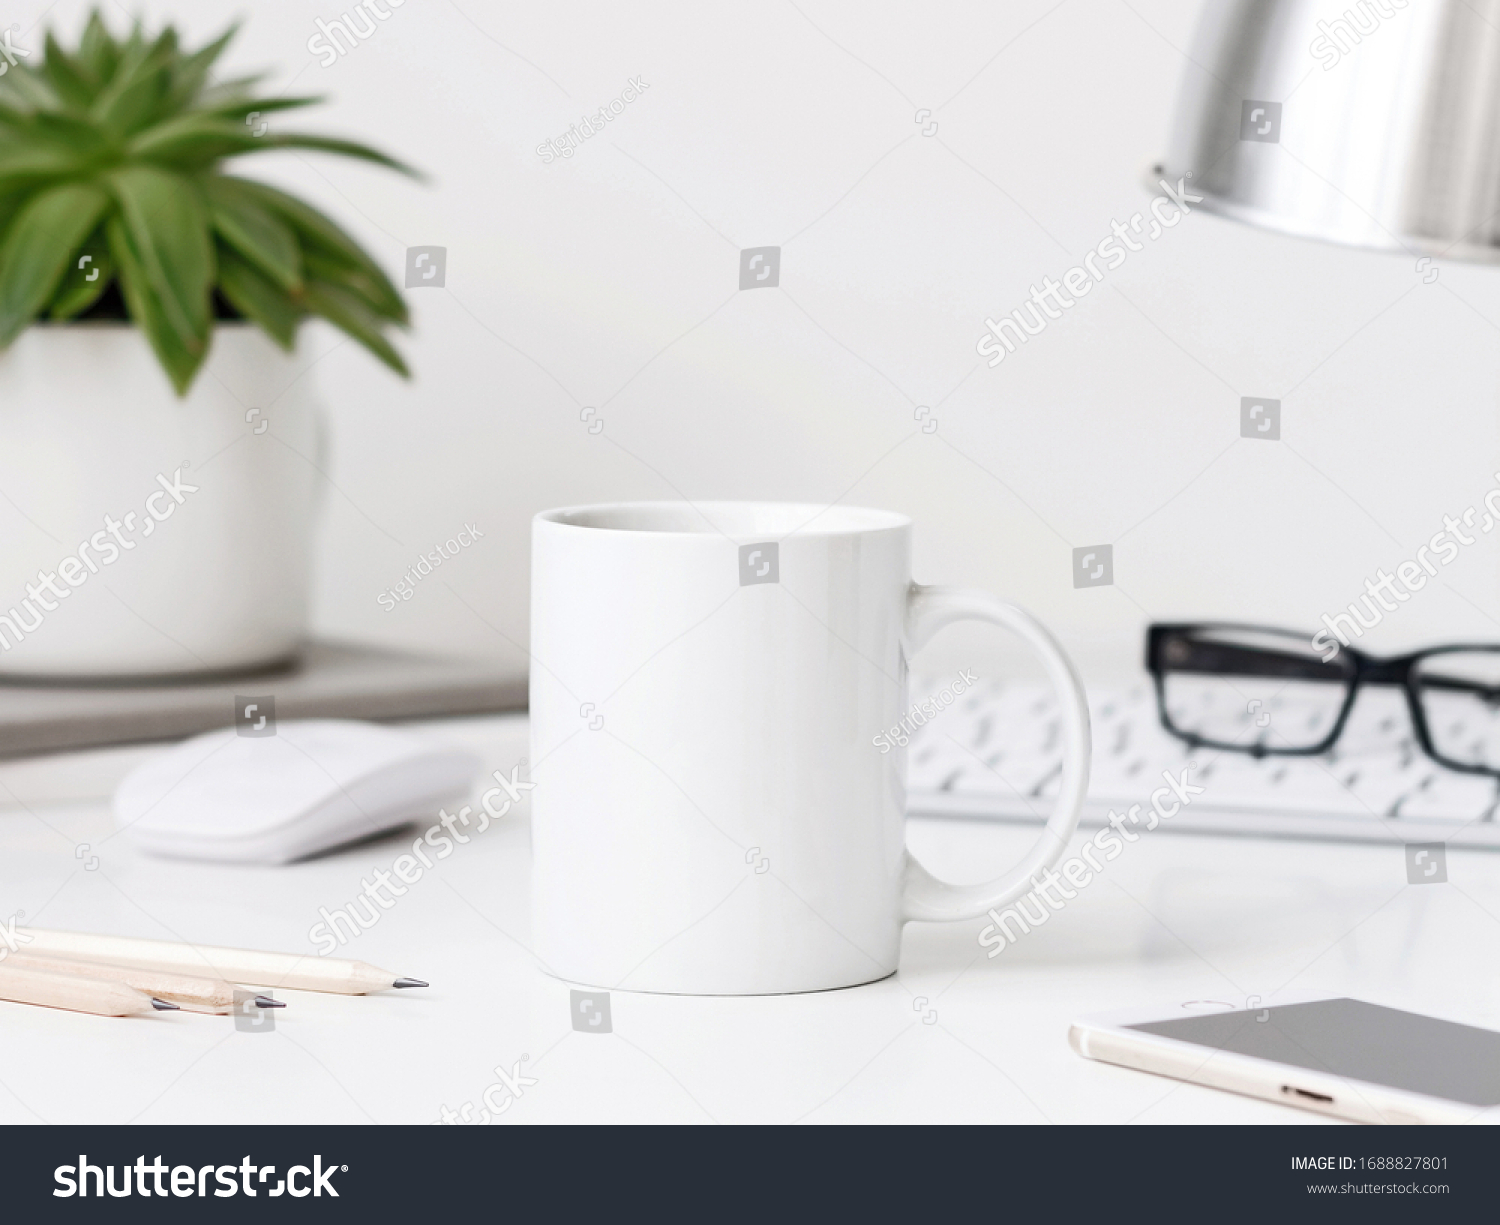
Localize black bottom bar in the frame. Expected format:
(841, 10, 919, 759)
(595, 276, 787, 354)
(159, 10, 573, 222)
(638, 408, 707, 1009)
(14, 1123, 1488, 1219)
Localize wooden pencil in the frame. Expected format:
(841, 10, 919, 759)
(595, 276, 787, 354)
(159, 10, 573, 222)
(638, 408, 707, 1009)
(0, 962, 177, 1017)
(0, 950, 282, 1014)
(16, 927, 426, 995)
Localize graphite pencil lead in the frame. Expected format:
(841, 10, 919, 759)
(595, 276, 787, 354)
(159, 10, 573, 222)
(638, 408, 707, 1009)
(393, 977, 428, 989)
(254, 996, 286, 1008)
(151, 998, 180, 1011)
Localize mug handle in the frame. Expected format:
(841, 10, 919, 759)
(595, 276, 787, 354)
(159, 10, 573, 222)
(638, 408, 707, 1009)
(900, 584, 1092, 922)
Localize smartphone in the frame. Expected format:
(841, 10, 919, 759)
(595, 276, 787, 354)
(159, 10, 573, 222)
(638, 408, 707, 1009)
(1071, 997, 1500, 1124)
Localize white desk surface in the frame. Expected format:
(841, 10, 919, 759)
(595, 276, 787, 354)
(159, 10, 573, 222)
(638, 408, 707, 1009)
(1, 712, 1497, 1126)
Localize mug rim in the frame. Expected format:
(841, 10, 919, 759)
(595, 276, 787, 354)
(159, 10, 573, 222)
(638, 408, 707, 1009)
(535, 500, 912, 537)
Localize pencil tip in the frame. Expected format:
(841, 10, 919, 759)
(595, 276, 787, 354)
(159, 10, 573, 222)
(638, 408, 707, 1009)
(254, 996, 286, 1009)
(393, 977, 428, 989)
(151, 998, 180, 1011)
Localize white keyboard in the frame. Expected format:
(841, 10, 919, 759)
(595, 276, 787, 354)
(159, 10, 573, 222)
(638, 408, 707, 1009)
(905, 676, 1500, 848)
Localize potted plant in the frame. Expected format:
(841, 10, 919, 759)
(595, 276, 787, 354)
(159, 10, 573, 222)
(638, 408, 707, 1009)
(0, 12, 413, 678)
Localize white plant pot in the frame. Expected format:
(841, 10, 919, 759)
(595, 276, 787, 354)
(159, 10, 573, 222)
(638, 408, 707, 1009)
(0, 323, 323, 679)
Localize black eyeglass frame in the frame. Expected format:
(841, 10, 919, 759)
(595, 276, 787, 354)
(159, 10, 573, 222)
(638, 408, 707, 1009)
(1146, 622, 1500, 778)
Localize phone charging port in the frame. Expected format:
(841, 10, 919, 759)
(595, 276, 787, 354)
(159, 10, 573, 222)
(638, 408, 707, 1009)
(1282, 1085, 1334, 1104)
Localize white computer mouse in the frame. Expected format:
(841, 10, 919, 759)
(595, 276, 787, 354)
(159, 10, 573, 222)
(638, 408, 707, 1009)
(115, 720, 481, 864)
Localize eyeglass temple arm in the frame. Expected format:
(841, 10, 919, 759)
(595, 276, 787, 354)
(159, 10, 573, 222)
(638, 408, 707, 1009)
(1151, 633, 1500, 700)
(1149, 633, 1346, 682)
(1414, 671, 1500, 700)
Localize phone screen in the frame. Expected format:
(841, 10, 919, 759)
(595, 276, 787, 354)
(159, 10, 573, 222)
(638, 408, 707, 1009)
(1129, 998, 1500, 1106)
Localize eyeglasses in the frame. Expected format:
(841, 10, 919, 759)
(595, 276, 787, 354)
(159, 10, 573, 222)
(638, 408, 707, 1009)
(1146, 623, 1500, 778)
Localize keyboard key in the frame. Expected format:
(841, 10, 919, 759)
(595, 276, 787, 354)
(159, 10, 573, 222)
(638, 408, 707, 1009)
(904, 676, 1500, 847)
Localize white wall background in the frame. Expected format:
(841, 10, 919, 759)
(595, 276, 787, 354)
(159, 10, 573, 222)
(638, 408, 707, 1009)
(15, 0, 1500, 684)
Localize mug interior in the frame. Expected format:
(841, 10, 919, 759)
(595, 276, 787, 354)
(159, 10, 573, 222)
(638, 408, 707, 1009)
(538, 501, 910, 538)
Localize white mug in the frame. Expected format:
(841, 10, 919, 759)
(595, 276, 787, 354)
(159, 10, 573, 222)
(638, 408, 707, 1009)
(530, 502, 1091, 995)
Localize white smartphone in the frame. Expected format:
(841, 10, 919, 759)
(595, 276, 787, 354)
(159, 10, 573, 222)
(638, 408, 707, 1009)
(1071, 996, 1500, 1124)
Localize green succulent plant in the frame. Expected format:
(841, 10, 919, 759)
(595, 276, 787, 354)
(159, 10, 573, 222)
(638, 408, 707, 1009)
(0, 11, 415, 394)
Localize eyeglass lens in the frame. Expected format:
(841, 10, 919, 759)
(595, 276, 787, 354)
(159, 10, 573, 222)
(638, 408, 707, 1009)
(1157, 626, 1354, 752)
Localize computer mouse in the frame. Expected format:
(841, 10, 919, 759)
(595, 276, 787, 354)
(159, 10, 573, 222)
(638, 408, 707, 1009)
(114, 720, 481, 864)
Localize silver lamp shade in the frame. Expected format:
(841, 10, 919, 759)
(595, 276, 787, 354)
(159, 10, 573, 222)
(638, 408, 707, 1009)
(1163, 0, 1500, 264)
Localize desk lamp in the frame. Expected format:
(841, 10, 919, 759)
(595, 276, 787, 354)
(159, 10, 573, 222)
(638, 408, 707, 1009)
(1160, 0, 1500, 263)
